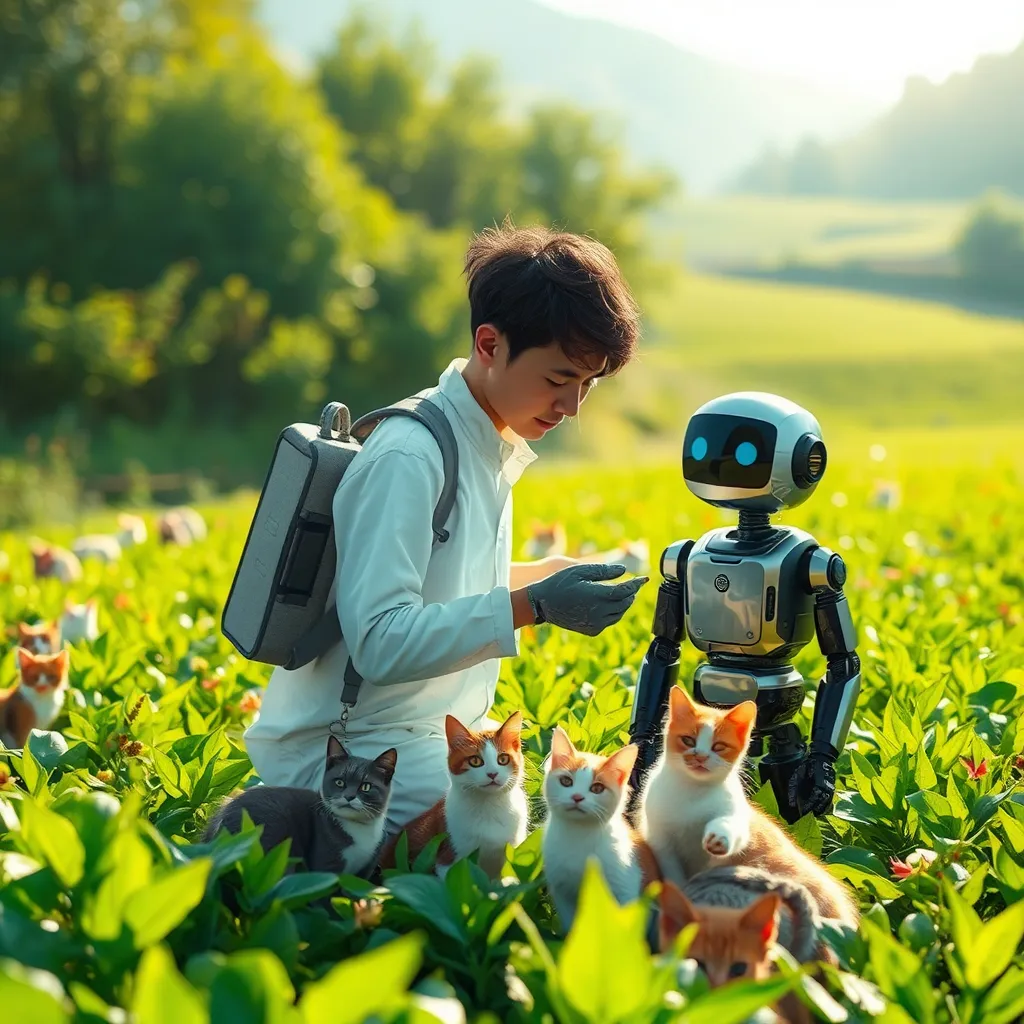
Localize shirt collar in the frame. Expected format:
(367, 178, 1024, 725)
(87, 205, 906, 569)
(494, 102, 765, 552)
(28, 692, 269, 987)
(436, 358, 537, 484)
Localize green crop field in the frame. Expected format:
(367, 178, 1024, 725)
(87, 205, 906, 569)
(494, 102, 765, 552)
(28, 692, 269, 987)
(1, 443, 1023, 1022)
(652, 196, 970, 271)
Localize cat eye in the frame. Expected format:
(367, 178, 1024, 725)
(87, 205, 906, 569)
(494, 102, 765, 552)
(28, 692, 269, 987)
(334, 779, 345, 787)
(679, 736, 696, 748)
(468, 755, 484, 767)
(559, 775, 573, 787)
(728, 962, 747, 979)
(712, 742, 729, 753)
(589, 782, 605, 794)
(496, 753, 510, 766)
(359, 782, 372, 792)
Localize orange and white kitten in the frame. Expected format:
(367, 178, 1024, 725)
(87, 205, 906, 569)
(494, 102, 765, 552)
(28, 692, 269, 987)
(541, 728, 660, 931)
(17, 620, 62, 654)
(30, 539, 83, 582)
(0, 648, 70, 748)
(640, 685, 858, 927)
(379, 711, 528, 879)
(61, 598, 99, 643)
(524, 521, 567, 559)
(659, 881, 811, 1024)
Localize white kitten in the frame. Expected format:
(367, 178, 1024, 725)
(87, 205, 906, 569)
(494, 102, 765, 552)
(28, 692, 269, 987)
(71, 534, 122, 564)
(61, 599, 100, 644)
(541, 727, 655, 932)
(117, 513, 148, 547)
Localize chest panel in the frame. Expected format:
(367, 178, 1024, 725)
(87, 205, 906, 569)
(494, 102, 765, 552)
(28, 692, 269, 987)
(687, 555, 765, 645)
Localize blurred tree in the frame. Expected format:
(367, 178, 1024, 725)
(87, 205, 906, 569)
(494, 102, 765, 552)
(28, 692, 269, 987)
(0, 0, 253, 291)
(955, 191, 1024, 301)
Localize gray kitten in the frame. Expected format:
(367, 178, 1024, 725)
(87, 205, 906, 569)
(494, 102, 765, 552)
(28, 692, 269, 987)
(203, 736, 397, 877)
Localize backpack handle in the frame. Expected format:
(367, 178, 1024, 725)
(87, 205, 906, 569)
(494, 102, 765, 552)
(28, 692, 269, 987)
(319, 402, 351, 441)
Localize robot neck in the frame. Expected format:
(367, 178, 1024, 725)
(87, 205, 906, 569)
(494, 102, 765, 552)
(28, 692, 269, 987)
(736, 509, 774, 542)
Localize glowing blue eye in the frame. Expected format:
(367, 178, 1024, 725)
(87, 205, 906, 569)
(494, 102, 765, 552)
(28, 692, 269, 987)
(690, 436, 708, 460)
(735, 441, 758, 466)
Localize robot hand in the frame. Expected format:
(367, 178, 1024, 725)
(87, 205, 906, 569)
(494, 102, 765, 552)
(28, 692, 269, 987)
(787, 747, 837, 818)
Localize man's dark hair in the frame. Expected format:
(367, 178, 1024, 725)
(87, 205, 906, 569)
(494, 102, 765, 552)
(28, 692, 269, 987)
(463, 221, 641, 374)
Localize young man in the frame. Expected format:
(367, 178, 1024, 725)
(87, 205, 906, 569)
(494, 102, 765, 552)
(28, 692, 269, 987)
(244, 223, 648, 830)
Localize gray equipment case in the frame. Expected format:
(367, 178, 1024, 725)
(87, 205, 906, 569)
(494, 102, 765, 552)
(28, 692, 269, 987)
(221, 396, 458, 672)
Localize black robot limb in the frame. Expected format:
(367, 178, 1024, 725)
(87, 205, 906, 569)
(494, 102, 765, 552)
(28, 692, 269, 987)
(787, 547, 861, 819)
(626, 540, 692, 814)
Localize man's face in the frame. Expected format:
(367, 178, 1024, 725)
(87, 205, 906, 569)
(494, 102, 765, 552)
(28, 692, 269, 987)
(482, 332, 608, 441)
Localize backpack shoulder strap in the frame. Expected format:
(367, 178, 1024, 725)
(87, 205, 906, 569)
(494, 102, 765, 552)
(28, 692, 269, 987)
(350, 396, 459, 542)
(285, 396, 458, 672)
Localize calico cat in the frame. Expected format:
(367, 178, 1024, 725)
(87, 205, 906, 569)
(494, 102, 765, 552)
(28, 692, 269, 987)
(379, 711, 528, 879)
(17, 620, 62, 654)
(203, 735, 397, 877)
(61, 599, 100, 644)
(157, 507, 207, 546)
(665, 864, 831, 965)
(30, 539, 83, 582)
(658, 881, 811, 1024)
(640, 685, 858, 927)
(541, 727, 660, 931)
(0, 648, 70, 748)
(523, 520, 567, 559)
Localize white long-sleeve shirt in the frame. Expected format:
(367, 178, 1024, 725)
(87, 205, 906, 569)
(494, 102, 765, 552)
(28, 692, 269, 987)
(244, 358, 537, 824)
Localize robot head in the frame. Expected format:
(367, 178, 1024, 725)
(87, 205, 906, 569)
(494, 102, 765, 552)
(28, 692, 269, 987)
(683, 392, 826, 512)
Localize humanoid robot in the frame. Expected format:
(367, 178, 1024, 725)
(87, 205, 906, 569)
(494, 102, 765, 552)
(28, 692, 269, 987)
(627, 392, 860, 824)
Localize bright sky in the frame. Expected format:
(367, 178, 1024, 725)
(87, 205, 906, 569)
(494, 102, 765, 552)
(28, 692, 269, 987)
(542, 0, 1024, 101)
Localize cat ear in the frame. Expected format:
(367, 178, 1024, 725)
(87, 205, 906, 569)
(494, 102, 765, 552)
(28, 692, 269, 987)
(374, 747, 398, 782)
(739, 892, 781, 946)
(599, 743, 639, 788)
(669, 685, 699, 724)
(658, 881, 698, 949)
(721, 701, 758, 747)
(549, 726, 576, 769)
(326, 734, 348, 763)
(16, 647, 37, 670)
(497, 710, 523, 750)
(445, 714, 476, 751)
(51, 649, 69, 674)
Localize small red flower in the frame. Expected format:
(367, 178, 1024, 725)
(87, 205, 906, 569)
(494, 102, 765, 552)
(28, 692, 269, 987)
(114, 593, 132, 611)
(1015, 756, 1024, 772)
(239, 690, 262, 714)
(201, 677, 219, 691)
(890, 857, 914, 879)
(961, 756, 988, 780)
(0, 764, 12, 789)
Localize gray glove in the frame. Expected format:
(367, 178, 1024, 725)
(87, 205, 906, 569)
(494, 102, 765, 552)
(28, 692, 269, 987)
(526, 563, 649, 637)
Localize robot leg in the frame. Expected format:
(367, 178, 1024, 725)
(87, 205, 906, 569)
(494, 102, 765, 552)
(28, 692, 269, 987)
(627, 637, 680, 804)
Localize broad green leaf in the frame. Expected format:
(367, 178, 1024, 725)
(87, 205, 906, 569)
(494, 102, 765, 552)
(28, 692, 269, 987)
(675, 976, 797, 1024)
(207, 950, 297, 1024)
(964, 897, 1024, 990)
(81, 831, 153, 941)
(862, 919, 935, 1024)
(944, 880, 982, 951)
(556, 859, 652, 1023)
(978, 964, 1024, 1024)
(17, 800, 85, 889)
(257, 872, 338, 911)
(124, 859, 212, 948)
(386, 874, 467, 943)
(299, 933, 424, 1024)
(789, 813, 823, 857)
(131, 945, 207, 1024)
(0, 959, 69, 1024)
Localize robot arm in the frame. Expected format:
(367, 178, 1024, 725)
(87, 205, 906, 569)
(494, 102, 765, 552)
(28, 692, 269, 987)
(789, 546, 861, 817)
(626, 539, 693, 812)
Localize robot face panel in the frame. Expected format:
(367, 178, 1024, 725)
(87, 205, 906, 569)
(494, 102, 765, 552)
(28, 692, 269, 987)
(682, 392, 826, 512)
(684, 414, 777, 490)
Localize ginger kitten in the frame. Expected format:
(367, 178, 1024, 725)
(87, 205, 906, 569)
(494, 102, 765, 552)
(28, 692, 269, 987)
(659, 881, 811, 1024)
(29, 539, 82, 582)
(541, 727, 660, 932)
(524, 520, 567, 559)
(640, 685, 858, 927)
(17, 620, 62, 654)
(379, 711, 529, 879)
(1, 648, 70, 748)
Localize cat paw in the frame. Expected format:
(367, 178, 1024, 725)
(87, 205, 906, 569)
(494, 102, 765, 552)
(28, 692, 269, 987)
(703, 830, 730, 857)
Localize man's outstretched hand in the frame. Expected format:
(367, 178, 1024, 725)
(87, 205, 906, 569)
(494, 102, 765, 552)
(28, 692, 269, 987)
(525, 562, 649, 637)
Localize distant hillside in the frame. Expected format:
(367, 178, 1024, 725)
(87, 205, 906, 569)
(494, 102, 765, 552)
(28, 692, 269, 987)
(733, 38, 1024, 200)
(256, 0, 880, 194)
